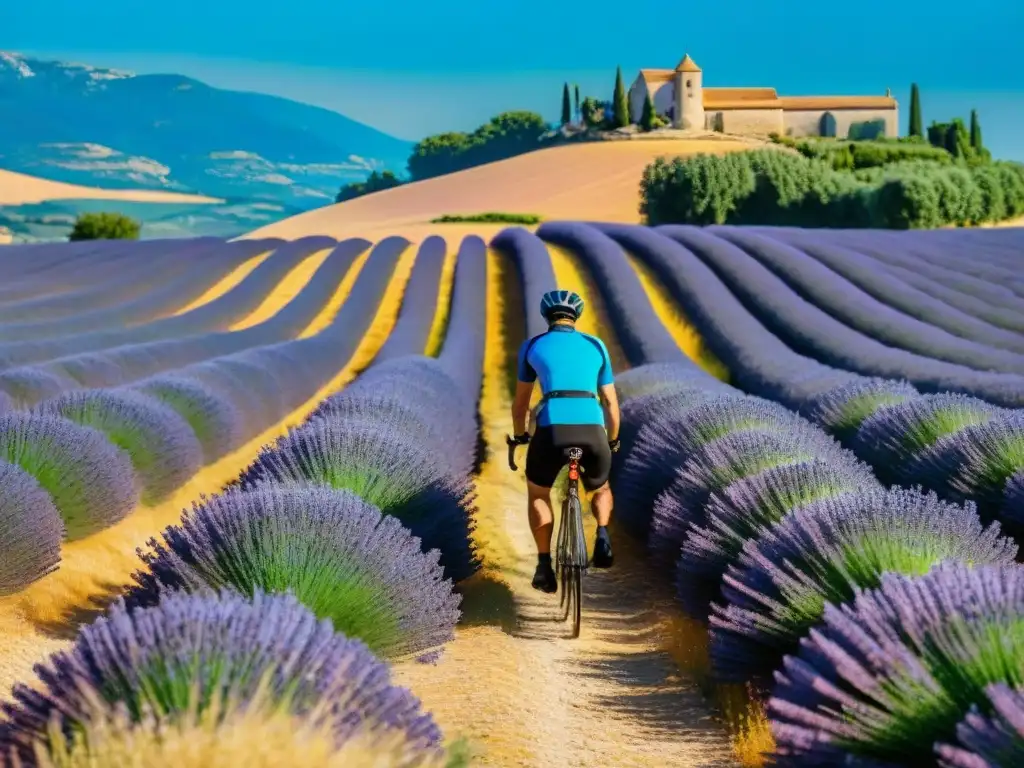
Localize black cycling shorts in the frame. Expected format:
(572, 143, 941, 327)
(525, 424, 611, 492)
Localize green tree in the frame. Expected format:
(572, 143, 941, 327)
(69, 212, 140, 241)
(580, 97, 604, 128)
(639, 91, 655, 131)
(612, 66, 630, 128)
(335, 170, 403, 203)
(561, 83, 572, 125)
(574, 84, 581, 123)
(908, 83, 922, 138)
(970, 109, 983, 152)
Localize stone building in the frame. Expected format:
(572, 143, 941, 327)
(628, 54, 898, 138)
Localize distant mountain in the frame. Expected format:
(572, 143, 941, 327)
(0, 51, 413, 208)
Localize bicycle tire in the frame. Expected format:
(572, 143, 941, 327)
(556, 493, 587, 636)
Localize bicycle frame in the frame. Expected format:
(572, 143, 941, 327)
(507, 435, 588, 638)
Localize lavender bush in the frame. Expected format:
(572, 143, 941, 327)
(33, 390, 203, 504)
(852, 393, 1004, 484)
(649, 426, 853, 565)
(937, 683, 1024, 768)
(490, 227, 556, 339)
(437, 235, 487, 403)
(130, 375, 244, 463)
(125, 485, 460, 662)
(908, 411, 1024, 521)
(0, 460, 63, 595)
(373, 236, 446, 364)
(1004, 470, 1024, 525)
(769, 562, 1024, 766)
(0, 412, 138, 539)
(0, 589, 442, 765)
(802, 378, 920, 443)
(712, 488, 1016, 686)
(678, 459, 880, 616)
(0, 368, 77, 409)
(234, 416, 478, 582)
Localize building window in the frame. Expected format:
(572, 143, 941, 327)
(685, 79, 692, 88)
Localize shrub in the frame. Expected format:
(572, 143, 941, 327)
(34, 390, 203, 504)
(68, 212, 141, 241)
(0, 412, 138, 540)
(0, 590, 442, 764)
(408, 111, 549, 181)
(335, 170, 403, 203)
(802, 378, 919, 443)
(769, 563, 1024, 766)
(131, 376, 243, 463)
(0, 460, 63, 595)
(639, 146, 1024, 228)
(127, 485, 461, 662)
(851, 393, 1003, 485)
(649, 426, 854, 565)
(29, 681, 465, 768)
(431, 212, 542, 224)
(936, 683, 1024, 768)
(711, 488, 1016, 685)
(677, 459, 879, 616)
(234, 416, 478, 582)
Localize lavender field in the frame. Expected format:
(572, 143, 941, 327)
(0, 223, 1022, 767)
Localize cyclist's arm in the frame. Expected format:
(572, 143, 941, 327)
(512, 340, 537, 436)
(512, 380, 534, 435)
(595, 338, 619, 441)
(599, 383, 620, 441)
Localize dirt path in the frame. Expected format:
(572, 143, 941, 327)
(392, 249, 736, 766)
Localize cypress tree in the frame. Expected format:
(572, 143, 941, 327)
(640, 91, 655, 131)
(908, 83, 922, 138)
(574, 84, 581, 123)
(970, 108, 983, 151)
(561, 83, 571, 125)
(612, 66, 630, 128)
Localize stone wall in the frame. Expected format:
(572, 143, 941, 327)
(783, 108, 898, 138)
(712, 109, 784, 135)
(629, 80, 675, 124)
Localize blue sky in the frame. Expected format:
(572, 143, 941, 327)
(5, 0, 1023, 159)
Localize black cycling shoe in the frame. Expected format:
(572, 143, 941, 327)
(531, 562, 557, 593)
(592, 535, 614, 568)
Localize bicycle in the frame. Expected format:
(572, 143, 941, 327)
(506, 435, 589, 638)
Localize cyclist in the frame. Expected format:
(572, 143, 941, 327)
(510, 289, 621, 593)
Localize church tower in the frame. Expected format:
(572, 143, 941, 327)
(673, 54, 704, 130)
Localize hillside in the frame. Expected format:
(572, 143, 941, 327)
(242, 138, 761, 242)
(0, 168, 221, 206)
(0, 51, 412, 207)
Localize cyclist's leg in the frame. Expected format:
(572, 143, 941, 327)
(524, 428, 561, 592)
(576, 426, 614, 568)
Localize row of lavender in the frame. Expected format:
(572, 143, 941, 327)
(526, 221, 1024, 767)
(0, 236, 421, 594)
(595, 223, 1024, 541)
(0, 235, 485, 764)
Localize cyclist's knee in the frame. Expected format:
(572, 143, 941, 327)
(591, 482, 612, 498)
(527, 481, 553, 500)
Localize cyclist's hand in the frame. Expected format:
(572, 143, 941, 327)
(609, 438, 621, 453)
(511, 432, 531, 445)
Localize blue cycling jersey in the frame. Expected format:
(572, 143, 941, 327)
(516, 325, 614, 427)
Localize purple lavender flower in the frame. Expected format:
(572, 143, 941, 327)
(768, 562, 1024, 766)
(0, 460, 63, 595)
(126, 485, 460, 662)
(0, 389, 11, 415)
(678, 459, 879, 616)
(937, 683, 1024, 768)
(33, 389, 203, 504)
(130, 375, 244, 463)
(235, 417, 478, 582)
(0, 412, 138, 540)
(802, 378, 919, 443)
(1004, 470, 1024, 527)
(0, 367, 77, 409)
(852, 393, 1003, 484)
(712, 488, 1016, 686)
(649, 426, 853, 566)
(0, 589, 443, 764)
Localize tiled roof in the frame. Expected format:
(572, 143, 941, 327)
(639, 69, 674, 82)
(780, 95, 898, 109)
